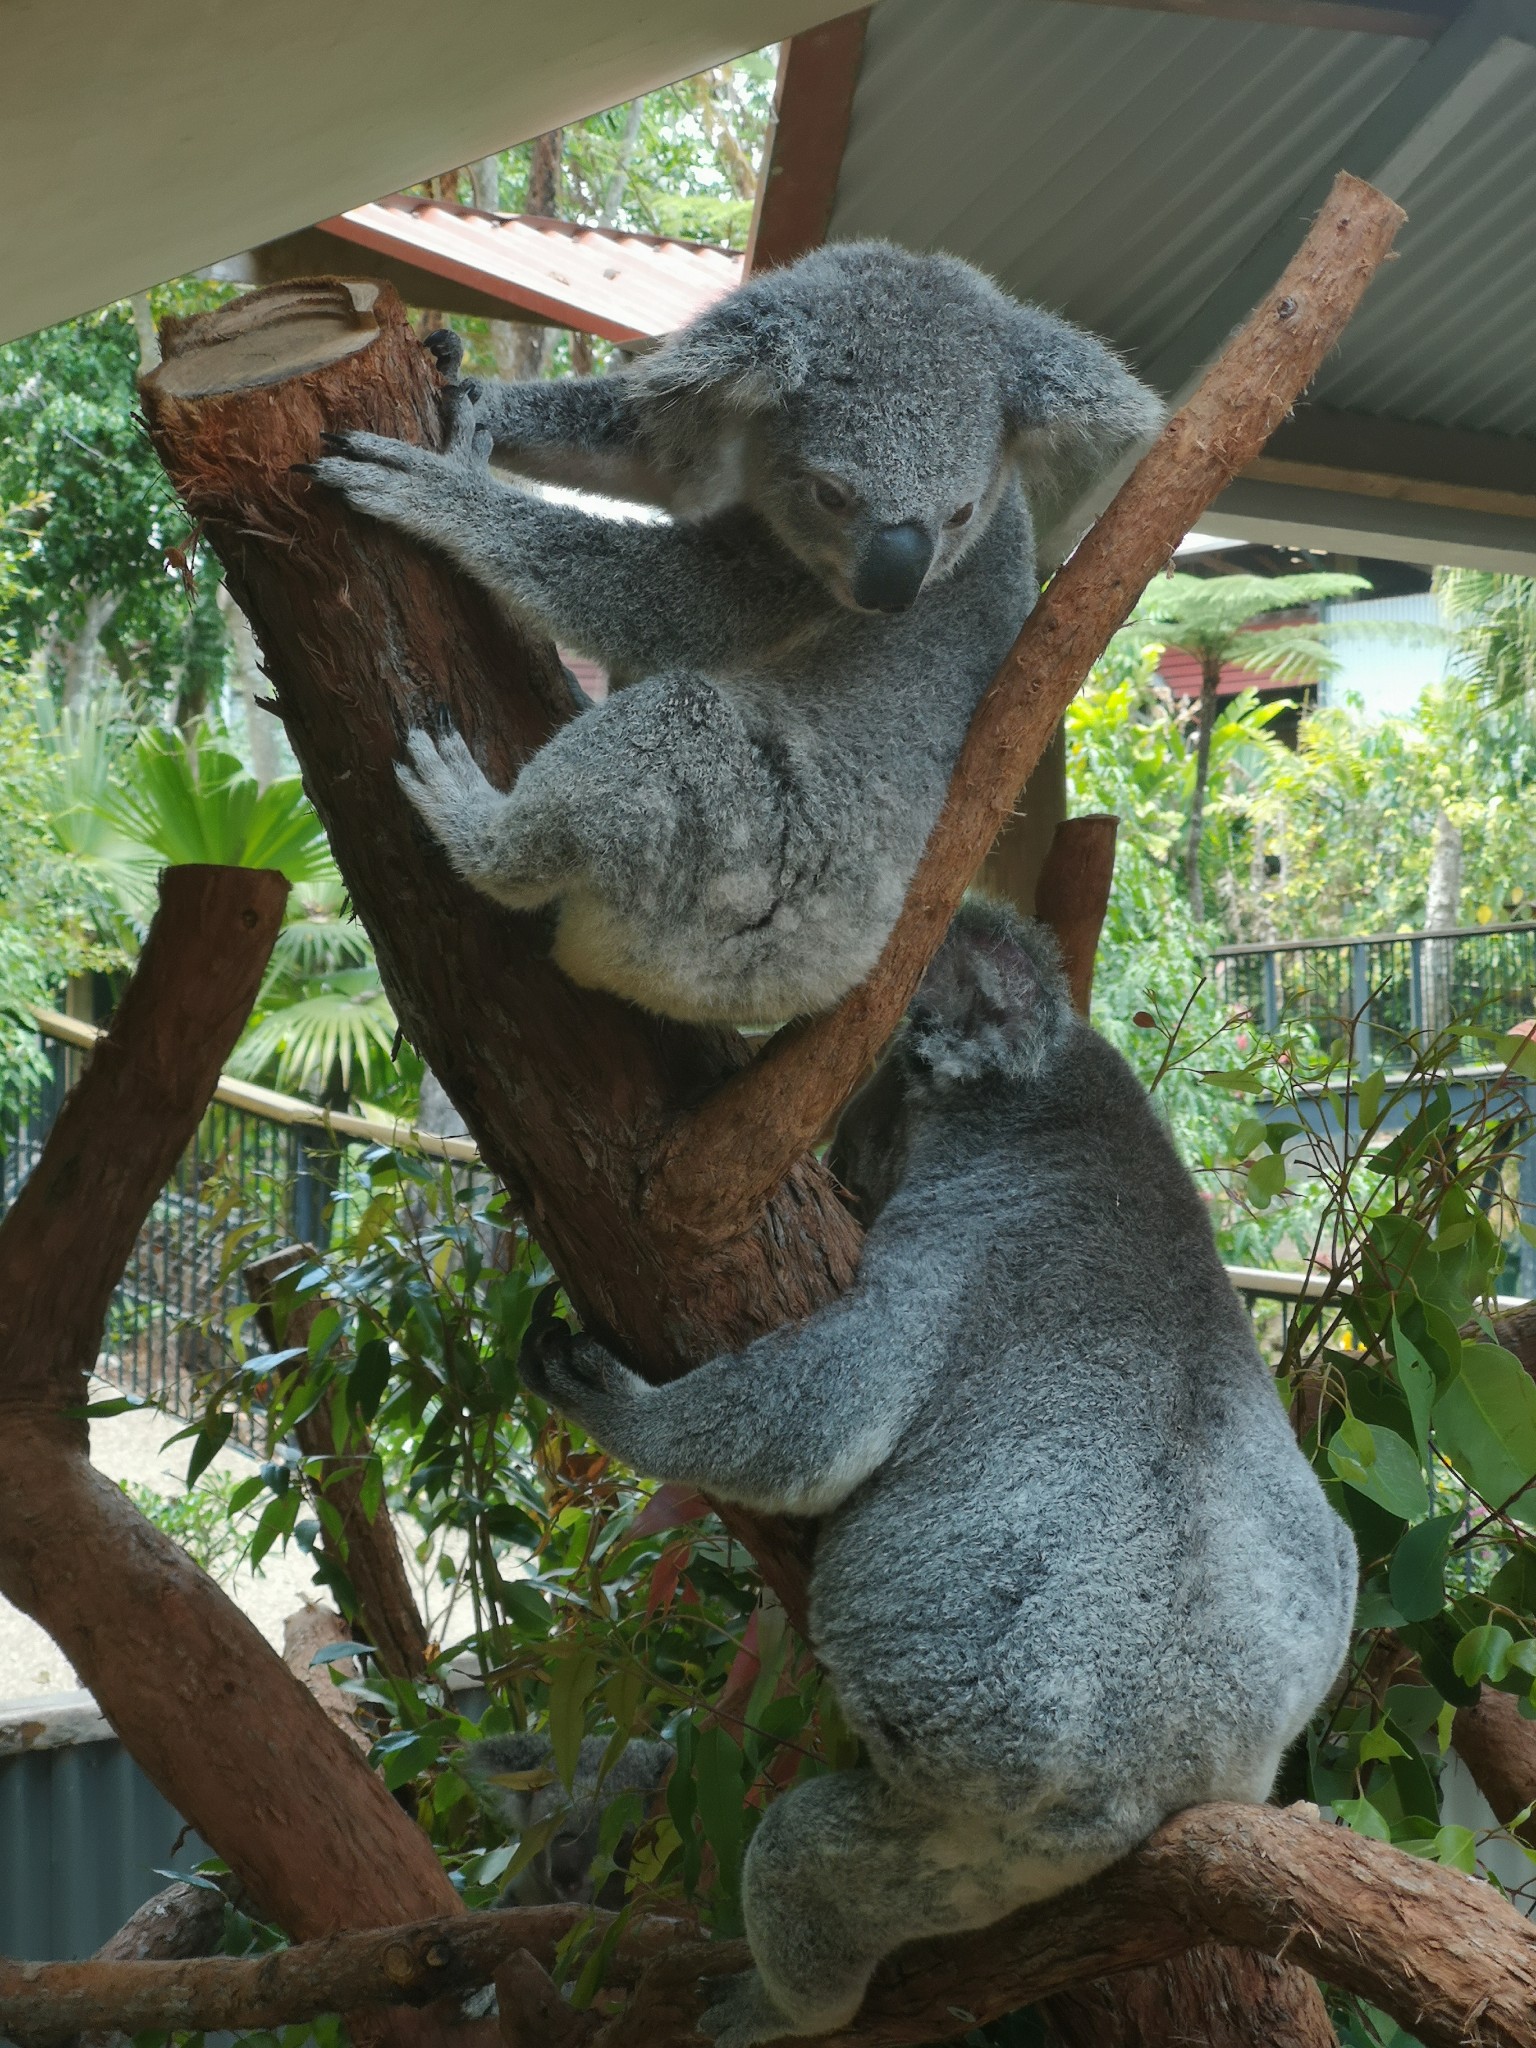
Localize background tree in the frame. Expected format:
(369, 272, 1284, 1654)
(1438, 569, 1536, 712)
(1124, 571, 1369, 919)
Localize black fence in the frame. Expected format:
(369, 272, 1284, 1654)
(2, 1031, 358, 1426)
(1211, 921, 1536, 1065)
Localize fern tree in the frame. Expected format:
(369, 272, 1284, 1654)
(1124, 570, 1367, 919)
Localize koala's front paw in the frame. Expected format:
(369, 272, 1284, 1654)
(698, 1970, 797, 2048)
(518, 1286, 643, 1436)
(423, 327, 465, 383)
(304, 429, 455, 529)
(394, 726, 510, 883)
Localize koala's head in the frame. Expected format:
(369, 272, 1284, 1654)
(634, 241, 1162, 615)
(829, 901, 1075, 1221)
(460, 1732, 674, 1908)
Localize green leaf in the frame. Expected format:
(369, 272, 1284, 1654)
(1246, 1151, 1287, 1205)
(1334, 1796, 1393, 1842)
(1454, 1625, 1516, 1686)
(1356, 1068, 1385, 1128)
(1358, 1721, 1408, 1763)
(1431, 1824, 1479, 1873)
(1388, 1514, 1458, 1623)
(349, 1337, 393, 1424)
(1230, 1115, 1266, 1158)
(1434, 1346, 1536, 1517)
(547, 1650, 600, 1790)
(693, 1723, 747, 1928)
(228, 1474, 266, 1513)
(186, 1412, 234, 1486)
(1390, 1317, 1435, 1461)
(1328, 1417, 1429, 1522)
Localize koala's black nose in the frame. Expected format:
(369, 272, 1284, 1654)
(852, 523, 934, 613)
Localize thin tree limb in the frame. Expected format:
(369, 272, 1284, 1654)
(650, 171, 1407, 1243)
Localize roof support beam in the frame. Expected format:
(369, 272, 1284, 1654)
(745, 8, 870, 272)
(1051, 0, 1454, 38)
(1142, 0, 1536, 397)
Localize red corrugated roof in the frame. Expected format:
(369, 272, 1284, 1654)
(318, 196, 743, 343)
(1157, 648, 1287, 699)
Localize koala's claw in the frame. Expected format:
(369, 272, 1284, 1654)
(394, 726, 509, 880)
(423, 328, 465, 382)
(518, 1282, 576, 1404)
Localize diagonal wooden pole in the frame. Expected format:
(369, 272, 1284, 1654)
(650, 172, 1406, 1245)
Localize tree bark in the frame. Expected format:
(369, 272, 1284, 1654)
(653, 172, 1406, 1241)
(1032, 815, 1119, 1019)
(142, 275, 857, 1630)
(1042, 1947, 1337, 2048)
(1450, 1685, 1536, 1850)
(0, 867, 465, 2044)
(6, 1805, 1533, 2048)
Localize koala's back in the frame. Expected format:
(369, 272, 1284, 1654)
(810, 1031, 1354, 1830)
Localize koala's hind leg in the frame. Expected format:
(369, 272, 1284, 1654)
(703, 1771, 1101, 2048)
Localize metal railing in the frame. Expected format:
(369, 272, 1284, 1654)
(1211, 922, 1536, 1064)
(3, 1011, 474, 1426)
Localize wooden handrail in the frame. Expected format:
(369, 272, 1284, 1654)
(31, 1005, 479, 1163)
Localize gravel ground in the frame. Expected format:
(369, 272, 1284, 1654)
(0, 1384, 322, 1702)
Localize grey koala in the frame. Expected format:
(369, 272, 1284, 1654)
(306, 243, 1162, 1026)
(459, 1731, 674, 1908)
(518, 903, 1357, 2048)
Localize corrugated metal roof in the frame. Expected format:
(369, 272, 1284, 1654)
(320, 199, 743, 343)
(830, 0, 1418, 359)
(1308, 52, 1536, 434)
(826, 0, 1534, 443)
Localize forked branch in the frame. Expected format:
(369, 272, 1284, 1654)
(651, 171, 1407, 1243)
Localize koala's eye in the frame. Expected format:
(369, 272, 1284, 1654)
(946, 502, 976, 529)
(811, 475, 853, 513)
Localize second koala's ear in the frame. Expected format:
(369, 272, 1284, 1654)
(634, 292, 812, 412)
(999, 305, 1165, 560)
(907, 900, 1075, 1085)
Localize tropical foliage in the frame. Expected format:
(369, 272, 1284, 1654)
(1121, 571, 1370, 919)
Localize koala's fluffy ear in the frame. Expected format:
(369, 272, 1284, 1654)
(906, 900, 1075, 1085)
(1000, 305, 1166, 565)
(634, 291, 812, 412)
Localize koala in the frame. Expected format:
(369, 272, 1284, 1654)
(307, 243, 1162, 1026)
(518, 902, 1358, 2048)
(459, 1731, 674, 1908)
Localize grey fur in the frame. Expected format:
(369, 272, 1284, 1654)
(519, 903, 1357, 2046)
(307, 244, 1162, 1025)
(459, 1731, 673, 1908)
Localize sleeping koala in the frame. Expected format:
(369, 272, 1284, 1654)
(518, 902, 1357, 2047)
(459, 1731, 673, 1908)
(307, 243, 1162, 1025)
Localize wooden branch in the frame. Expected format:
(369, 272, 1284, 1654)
(141, 275, 856, 1629)
(1032, 815, 1119, 1019)
(1452, 1686, 1536, 1851)
(0, 868, 464, 2042)
(652, 172, 1407, 1243)
(0, 1908, 693, 2037)
(247, 1245, 431, 1679)
(1041, 1946, 1338, 2048)
(0, 864, 287, 1409)
(7, 1806, 1532, 2048)
(284, 1606, 372, 1751)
